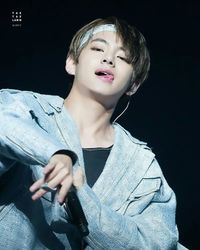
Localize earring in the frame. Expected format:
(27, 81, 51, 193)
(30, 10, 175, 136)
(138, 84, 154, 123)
(126, 91, 134, 96)
(113, 97, 131, 123)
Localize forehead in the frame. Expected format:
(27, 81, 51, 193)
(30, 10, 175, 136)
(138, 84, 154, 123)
(89, 31, 123, 46)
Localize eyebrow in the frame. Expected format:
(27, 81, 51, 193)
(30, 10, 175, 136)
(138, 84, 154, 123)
(90, 38, 126, 52)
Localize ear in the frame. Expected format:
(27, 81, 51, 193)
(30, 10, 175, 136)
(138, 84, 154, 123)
(65, 56, 76, 75)
(125, 82, 140, 96)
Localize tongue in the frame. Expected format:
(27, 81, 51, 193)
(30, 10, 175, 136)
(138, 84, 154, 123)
(101, 74, 114, 81)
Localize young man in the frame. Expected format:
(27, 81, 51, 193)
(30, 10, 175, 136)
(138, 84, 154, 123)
(0, 17, 187, 249)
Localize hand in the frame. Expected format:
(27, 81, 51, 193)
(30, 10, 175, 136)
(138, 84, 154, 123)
(29, 154, 84, 203)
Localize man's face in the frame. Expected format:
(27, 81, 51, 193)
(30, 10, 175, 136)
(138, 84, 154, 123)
(66, 31, 135, 107)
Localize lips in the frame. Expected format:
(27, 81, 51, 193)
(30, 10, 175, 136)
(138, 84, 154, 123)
(95, 69, 114, 83)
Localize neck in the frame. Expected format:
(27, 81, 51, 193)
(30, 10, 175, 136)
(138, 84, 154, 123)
(64, 88, 115, 148)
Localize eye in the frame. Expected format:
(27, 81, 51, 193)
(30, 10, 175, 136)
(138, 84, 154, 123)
(117, 56, 129, 63)
(91, 47, 104, 52)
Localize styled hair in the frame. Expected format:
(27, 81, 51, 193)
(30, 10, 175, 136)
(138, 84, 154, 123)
(67, 16, 150, 87)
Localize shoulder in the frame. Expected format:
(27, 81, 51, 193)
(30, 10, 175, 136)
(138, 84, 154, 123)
(0, 88, 64, 113)
(114, 122, 157, 172)
(0, 88, 42, 103)
(114, 122, 152, 151)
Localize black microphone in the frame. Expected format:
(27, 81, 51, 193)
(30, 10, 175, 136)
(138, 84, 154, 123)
(64, 186, 89, 237)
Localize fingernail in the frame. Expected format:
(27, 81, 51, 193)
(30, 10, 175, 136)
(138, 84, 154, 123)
(57, 197, 63, 204)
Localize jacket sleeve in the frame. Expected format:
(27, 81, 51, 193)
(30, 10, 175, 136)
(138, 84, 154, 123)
(77, 159, 180, 250)
(0, 89, 70, 173)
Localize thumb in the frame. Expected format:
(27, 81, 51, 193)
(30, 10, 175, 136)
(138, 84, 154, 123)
(73, 167, 85, 189)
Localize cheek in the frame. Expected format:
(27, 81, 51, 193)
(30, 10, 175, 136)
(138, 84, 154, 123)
(117, 68, 134, 92)
(75, 63, 92, 84)
(120, 68, 133, 84)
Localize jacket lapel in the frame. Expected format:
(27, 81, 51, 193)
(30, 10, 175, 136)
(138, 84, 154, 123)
(92, 124, 155, 209)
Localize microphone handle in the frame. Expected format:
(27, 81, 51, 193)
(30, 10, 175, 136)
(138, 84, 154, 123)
(64, 186, 89, 237)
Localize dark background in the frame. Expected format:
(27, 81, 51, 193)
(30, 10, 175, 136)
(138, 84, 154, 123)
(0, 1, 199, 249)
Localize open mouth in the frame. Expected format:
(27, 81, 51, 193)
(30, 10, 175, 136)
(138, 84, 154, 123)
(95, 69, 114, 82)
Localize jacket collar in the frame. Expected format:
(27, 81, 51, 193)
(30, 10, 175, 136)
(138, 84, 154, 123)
(32, 92, 64, 114)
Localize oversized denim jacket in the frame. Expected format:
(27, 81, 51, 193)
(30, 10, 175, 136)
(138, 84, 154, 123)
(0, 89, 188, 250)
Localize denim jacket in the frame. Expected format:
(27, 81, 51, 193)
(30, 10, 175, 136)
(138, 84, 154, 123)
(0, 89, 187, 250)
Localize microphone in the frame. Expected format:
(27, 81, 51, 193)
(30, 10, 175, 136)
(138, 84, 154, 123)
(64, 186, 89, 237)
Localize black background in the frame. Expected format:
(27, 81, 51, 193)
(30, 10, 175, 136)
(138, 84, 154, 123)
(0, 1, 199, 249)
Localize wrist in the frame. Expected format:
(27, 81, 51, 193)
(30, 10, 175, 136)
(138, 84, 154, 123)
(52, 149, 77, 165)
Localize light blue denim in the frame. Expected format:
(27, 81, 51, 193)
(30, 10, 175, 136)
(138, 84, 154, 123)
(0, 89, 188, 249)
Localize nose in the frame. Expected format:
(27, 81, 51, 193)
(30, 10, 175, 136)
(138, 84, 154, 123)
(101, 56, 115, 67)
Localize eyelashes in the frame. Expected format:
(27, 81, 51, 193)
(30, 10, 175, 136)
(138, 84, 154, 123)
(117, 56, 129, 63)
(90, 47, 129, 63)
(90, 47, 103, 52)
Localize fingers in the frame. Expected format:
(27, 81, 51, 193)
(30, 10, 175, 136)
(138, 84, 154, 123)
(30, 163, 85, 203)
(30, 167, 71, 200)
(30, 177, 45, 193)
(56, 167, 84, 203)
(73, 167, 85, 189)
(43, 162, 56, 175)
(44, 162, 71, 183)
(31, 184, 48, 201)
(57, 176, 73, 203)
